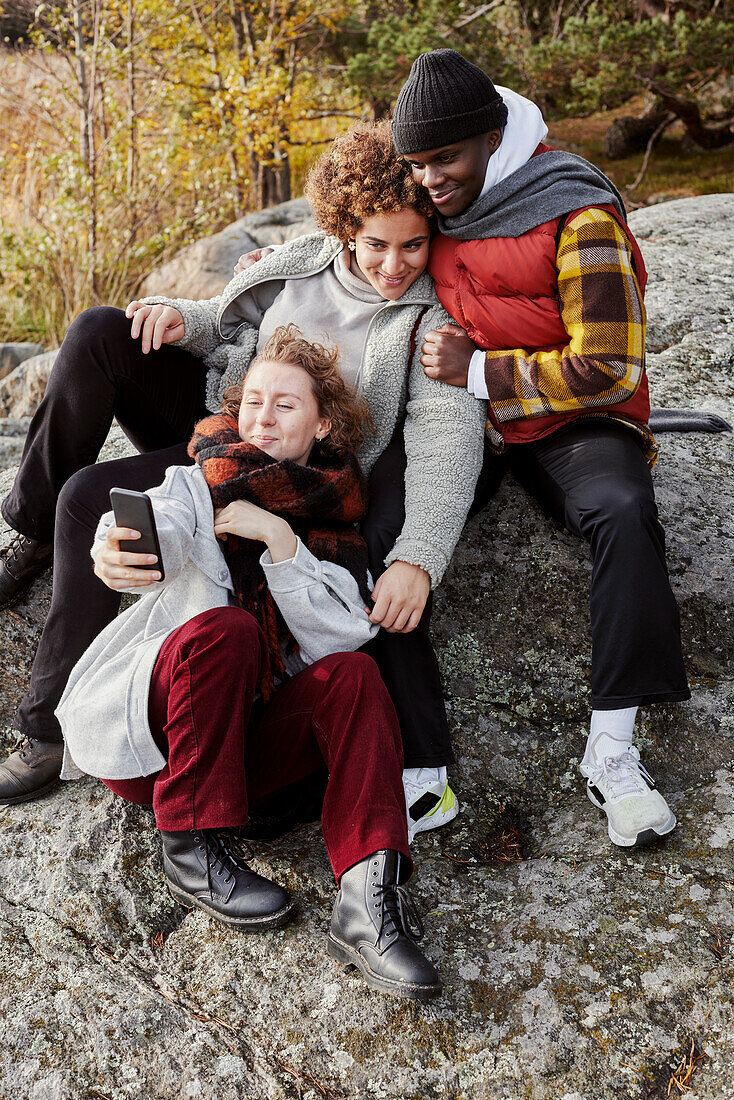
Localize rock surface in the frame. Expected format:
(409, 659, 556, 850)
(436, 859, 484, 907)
(0, 195, 733, 1099)
(139, 197, 316, 299)
(0, 350, 58, 418)
(0, 342, 44, 382)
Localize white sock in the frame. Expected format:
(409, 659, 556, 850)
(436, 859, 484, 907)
(582, 707, 638, 767)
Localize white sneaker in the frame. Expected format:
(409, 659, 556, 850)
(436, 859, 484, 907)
(403, 767, 459, 844)
(580, 743, 676, 847)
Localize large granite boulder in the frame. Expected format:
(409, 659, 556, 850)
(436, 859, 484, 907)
(0, 195, 732, 1098)
(139, 197, 317, 300)
(0, 350, 58, 418)
(0, 342, 44, 382)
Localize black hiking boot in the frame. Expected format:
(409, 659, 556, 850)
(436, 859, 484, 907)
(160, 828, 294, 930)
(328, 849, 442, 1000)
(0, 533, 53, 609)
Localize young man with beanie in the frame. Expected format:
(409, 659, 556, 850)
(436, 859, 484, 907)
(392, 48, 690, 849)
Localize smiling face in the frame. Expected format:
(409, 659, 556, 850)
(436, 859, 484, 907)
(404, 131, 503, 217)
(238, 360, 331, 466)
(352, 209, 431, 300)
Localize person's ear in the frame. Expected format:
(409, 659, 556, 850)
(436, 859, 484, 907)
(487, 128, 502, 154)
(315, 417, 332, 440)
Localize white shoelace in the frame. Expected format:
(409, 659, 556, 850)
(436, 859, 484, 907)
(402, 767, 445, 805)
(588, 750, 654, 799)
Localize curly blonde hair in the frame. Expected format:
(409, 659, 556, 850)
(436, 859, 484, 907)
(221, 324, 373, 456)
(305, 119, 434, 242)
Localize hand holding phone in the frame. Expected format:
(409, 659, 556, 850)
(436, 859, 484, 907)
(94, 489, 165, 591)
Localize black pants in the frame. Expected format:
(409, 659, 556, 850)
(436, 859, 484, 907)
(3, 307, 210, 743)
(360, 430, 454, 768)
(472, 421, 690, 708)
(3, 306, 455, 765)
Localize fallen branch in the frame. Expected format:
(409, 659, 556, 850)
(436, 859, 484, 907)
(648, 81, 734, 150)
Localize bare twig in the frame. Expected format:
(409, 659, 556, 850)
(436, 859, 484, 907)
(624, 112, 676, 194)
(452, 0, 507, 30)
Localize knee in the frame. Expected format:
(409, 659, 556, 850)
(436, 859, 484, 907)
(577, 478, 659, 538)
(57, 464, 113, 530)
(322, 650, 384, 689)
(176, 606, 262, 651)
(64, 306, 128, 350)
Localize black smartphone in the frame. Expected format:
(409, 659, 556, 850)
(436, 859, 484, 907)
(109, 488, 165, 581)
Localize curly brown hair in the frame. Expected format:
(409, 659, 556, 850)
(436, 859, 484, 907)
(221, 324, 373, 456)
(305, 119, 434, 242)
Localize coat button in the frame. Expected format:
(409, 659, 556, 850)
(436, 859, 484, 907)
(218, 569, 227, 581)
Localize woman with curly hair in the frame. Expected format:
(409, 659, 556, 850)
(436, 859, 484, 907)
(57, 325, 442, 999)
(0, 122, 486, 848)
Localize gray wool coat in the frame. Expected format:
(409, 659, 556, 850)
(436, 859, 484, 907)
(56, 463, 378, 782)
(142, 233, 486, 586)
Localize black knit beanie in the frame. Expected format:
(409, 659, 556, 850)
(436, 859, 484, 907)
(392, 49, 508, 155)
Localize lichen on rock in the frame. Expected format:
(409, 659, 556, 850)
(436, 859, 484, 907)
(0, 195, 733, 1099)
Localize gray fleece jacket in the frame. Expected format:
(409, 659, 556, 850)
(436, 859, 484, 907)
(56, 463, 377, 782)
(142, 232, 486, 586)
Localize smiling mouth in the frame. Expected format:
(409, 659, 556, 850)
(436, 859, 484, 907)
(429, 186, 459, 206)
(378, 272, 406, 285)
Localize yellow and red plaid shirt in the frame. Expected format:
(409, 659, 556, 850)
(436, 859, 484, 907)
(481, 208, 656, 463)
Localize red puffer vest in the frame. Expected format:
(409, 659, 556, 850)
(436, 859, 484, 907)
(428, 147, 650, 447)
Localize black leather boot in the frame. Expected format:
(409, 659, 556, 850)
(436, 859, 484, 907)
(160, 828, 294, 931)
(0, 533, 53, 609)
(0, 736, 63, 804)
(328, 850, 442, 1000)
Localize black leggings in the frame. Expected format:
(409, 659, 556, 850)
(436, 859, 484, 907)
(4, 307, 455, 766)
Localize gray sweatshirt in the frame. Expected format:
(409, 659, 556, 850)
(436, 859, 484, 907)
(141, 232, 487, 586)
(56, 463, 378, 782)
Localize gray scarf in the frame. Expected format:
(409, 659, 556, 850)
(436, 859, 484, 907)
(437, 150, 627, 240)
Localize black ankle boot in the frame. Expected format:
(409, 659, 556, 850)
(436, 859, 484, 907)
(328, 850, 442, 1000)
(160, 828, 294, 930)
(0, 533, 53, 609)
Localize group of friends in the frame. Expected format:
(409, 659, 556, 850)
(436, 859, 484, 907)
(0, 50, 691, 1001)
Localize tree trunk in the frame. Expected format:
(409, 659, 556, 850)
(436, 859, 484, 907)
(605, 107, 671, 158)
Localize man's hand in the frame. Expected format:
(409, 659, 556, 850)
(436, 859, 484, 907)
(94, 526, 161, 590)
(233, 246, 275, 275)
(421, 323, 476, 387)
(369, 561, 430, 634)
(125, 302, 185, 354)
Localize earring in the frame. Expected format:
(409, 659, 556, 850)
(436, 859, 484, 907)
(347, 240, 355, 251)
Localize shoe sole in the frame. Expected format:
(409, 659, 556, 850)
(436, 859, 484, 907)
(167, 882, 295, 931)
(327, 934, 442, 1000)
(586, 788, 677, 848)
(408, 790, 459, 844)
(0, 776, 60, 805)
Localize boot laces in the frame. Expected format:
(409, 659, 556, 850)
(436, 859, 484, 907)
(194, 830, 245, 894)
(591, 750, 654, 798)
(17, 736, 36, 761)
(1, 534, 31, 570)
(375, 882, 424, 944)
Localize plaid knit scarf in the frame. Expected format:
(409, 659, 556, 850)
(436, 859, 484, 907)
(189, 414, 370, 697)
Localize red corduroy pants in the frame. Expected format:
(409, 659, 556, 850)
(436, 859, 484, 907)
(102, 606, 410, 881)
